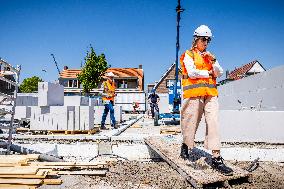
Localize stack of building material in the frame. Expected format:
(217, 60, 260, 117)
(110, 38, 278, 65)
(0, 154, 108, 188)
(29, 83, 95, 132)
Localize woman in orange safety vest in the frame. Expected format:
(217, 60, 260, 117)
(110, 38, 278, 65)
(180, 25, 233, 176)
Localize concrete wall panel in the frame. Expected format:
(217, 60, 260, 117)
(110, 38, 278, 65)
(14, 106, 31, 120)
(195, 110, 284, 143)
(219, 65, 284, 110)
(38, 82, 64, 106)
(16, 94, 38, 106)
(64, 96, 89, 106)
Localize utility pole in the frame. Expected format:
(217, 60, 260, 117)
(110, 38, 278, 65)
(173, 0, 184, 113)
(50, 54, 61, 75)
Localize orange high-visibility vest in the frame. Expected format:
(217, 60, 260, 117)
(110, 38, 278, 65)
(102, 80, 116, 101)
(180, 49, 218, 99)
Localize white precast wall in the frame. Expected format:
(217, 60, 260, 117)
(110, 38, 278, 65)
(218, 65, 284, 111)
(115, 92, 146, 112)
(76, 106, 94, 130)
(38, 82, 64, 106)
(64, 96, 89, 106)
(195, 110, 284, 143)
(16, 93, 38, 106)
(14, 106, 31, 120)
(30, 106, 94, 131)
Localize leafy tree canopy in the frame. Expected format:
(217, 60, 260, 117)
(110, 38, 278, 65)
(77, 45, 110, 95)
(19, 76, 43, 93)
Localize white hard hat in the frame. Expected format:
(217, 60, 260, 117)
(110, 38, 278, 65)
(105, 72, 115, 77)
(193, 25, 212, 37)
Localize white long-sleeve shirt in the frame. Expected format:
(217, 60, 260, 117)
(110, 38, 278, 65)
(183, 52, 223, 79)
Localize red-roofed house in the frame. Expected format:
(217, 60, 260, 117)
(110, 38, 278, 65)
(58, 65, 144, 95)
(227, 60, 266, 80)
(220, 60, 266, 85)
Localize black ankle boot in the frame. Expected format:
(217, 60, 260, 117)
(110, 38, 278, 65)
(100, 124, 107, 130)
(180, 143, 189, 159)
(112, 124, 118, 129)
(211, 156, 233, 176)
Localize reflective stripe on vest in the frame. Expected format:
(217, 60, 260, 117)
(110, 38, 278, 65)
(183, 83, 216, 91)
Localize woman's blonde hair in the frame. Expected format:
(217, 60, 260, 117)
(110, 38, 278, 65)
(191, 36, 198, 50)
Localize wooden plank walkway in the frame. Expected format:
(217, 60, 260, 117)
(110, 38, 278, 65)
(145, 136, 251, 189)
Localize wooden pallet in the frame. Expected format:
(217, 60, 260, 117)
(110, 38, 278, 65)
(145, 136, 251, 189)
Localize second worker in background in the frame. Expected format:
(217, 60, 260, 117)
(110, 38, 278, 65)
(100, 72, 118, 130)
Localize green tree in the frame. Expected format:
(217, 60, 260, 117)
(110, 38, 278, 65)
(19, 76, 43, 93)
(78, 45, 110, 95)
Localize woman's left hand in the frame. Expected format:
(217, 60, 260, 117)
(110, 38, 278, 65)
(203, 52, 216, 62)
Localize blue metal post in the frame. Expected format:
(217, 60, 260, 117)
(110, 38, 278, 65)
(173, 0, 184, 113)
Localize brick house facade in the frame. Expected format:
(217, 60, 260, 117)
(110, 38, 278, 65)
(152, 63, 182, 94)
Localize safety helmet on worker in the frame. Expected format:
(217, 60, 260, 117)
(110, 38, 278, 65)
(193, 25, 212, 37)
(105, 72, 115, 77)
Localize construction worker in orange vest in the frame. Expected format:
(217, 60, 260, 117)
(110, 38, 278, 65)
(180, 25, 233, 175)
(100, 72, 118, 130)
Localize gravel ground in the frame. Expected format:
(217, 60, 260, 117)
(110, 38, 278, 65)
(40, 160, 284, 189)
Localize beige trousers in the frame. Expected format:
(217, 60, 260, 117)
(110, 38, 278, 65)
(181, 96, 220, 150)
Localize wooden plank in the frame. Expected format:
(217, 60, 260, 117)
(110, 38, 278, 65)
(51, 170, 107, 176)
(0, 162, 28, 167)
(0, 184, 36, 189)
(28, 165, 105, 170)
(0, 167, 39, 175)
(0, 178, 43, 185)
(145, 136, 250, 188)
(130, 124, 142, 128)
(47, 128, 99, 135)
(0, 169, 50, 179)
(29, 161, 107, 166)
(160, 126, 181, 135)
(43, 179, 62, 185)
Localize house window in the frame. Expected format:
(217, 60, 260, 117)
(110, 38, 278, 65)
(68, 80, 73, 88)
(116, 80, 128, 89)
(73, 80, 78, 88)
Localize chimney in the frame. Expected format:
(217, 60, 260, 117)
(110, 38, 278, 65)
(64, 66, 68, 70)
(138, 64, 142, 69)
(226, 70, 229, 79)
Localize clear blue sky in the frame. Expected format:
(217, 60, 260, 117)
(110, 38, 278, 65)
(1, 0, 284, 85)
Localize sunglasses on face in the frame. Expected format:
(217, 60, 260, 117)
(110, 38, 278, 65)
(199, 37, 211, 43)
